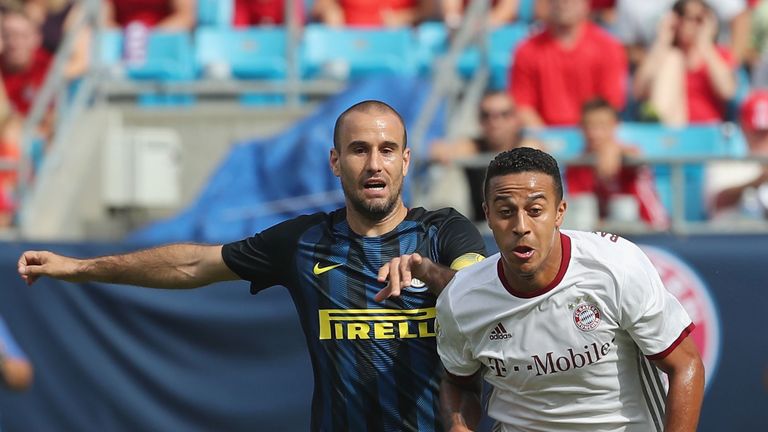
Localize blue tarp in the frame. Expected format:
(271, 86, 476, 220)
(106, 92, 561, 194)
(130, 77, 445, 244)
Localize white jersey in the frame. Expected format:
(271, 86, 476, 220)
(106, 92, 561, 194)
(436, 230, 694, 432)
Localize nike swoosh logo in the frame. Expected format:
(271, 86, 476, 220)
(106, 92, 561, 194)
(313, 262, 343, 275)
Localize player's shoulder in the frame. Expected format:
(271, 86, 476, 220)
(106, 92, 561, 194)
(260, 209, 339, 238)
(407, 206, 471, 226)
(565, 229, 647, 266)
(440, 253, 500, 305)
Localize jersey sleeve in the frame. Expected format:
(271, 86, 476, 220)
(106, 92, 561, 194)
(0, 316, 26, 360)
(618, 242, 694, 359)
(221, 215, 315, 294)
(436, 287, 482, 376)
(436, 209, 487, 270)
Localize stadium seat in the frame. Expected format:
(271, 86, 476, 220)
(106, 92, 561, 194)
(195, 27, 289, 79)
(301, 25, 418, 79)
(98, 31, 196, 81)
(527, 127, 584, 160)
(457, 23, 530, 89)
(197, 0, 234, 27)
(518, 0, 536, 22)
(617, 123, 732, 156)
(617, 124, 738, 221)
(415, 22, 448, 75)
(97, 30, 123, 68)
(96, 30, 196, 106)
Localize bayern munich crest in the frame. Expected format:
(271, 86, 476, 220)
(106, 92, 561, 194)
(573, 303, 602, 332)
(640, 245, 721, 390)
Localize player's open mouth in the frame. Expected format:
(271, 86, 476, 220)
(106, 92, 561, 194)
(512, 246, 534, 259)
(364, 180, 386, 191)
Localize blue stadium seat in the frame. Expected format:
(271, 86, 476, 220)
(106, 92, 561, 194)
(96, 30, 195, 106)
(518, 0, 536, 22)
(531, 124, 745, 221)
(457, 23, 530, 89)
(527, 127, 584, 160)
(617, 124, 738, 221)
(195, 27, 289, 79)
(97, 30, 123, 67)
(301, 25, 417, 79)
(198, 0, 234, 27)
(131, 32, 195, 80)
(415, 22, 448, 75)
(617, 123, 732, 156)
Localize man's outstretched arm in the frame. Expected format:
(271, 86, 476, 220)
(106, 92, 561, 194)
(18, 244, 240, 289)
(653, 337, 705, 432)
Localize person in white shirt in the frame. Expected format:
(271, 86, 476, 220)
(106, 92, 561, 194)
(436, 147, 704, 432)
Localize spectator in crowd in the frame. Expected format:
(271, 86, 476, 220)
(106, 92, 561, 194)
(441, 0, 520, 31)
(0, 314, 33, 391)
(632, 0, 737, 126)
(509, 0, 628, 127)
(23, 0, 89, 78)
(565, 98, 669, 229)
(748, 0, 768, 86)
(233, 0, 304, 26)
(616, 0, 750, 67)
(706, 89, 768, 220)
(102, 0, 196, 30)
(312, 0, 421, 27)
(0, 8, 52, 117)
(430, 91, 541, 221)
(589, 0, 616, 27)
(0, 110, 18, 228)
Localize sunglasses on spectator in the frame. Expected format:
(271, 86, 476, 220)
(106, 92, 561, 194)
(682, 13, 705, 23)
(480, 109, 513, 120)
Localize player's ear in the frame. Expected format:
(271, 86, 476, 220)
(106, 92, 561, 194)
(555, 199, 567, 228)
(402, 148, 411, 176)
(330, 147, 340, 177)
(482, 201, 490, 225)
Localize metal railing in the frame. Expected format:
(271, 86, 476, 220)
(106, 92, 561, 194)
(446, 153, 768, 235)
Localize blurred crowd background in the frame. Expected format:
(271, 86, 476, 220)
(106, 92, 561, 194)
(0, 0, 765, 239)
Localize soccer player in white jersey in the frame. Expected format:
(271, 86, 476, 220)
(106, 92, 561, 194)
(436, 147, 704, 432)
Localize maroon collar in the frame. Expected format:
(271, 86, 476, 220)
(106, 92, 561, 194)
(497, 232, 572, 299)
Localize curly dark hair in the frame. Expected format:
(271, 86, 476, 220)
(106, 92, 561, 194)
(483, 147, 563, 201)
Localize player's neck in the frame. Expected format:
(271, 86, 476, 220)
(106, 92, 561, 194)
(346, 202, 408, 237)
(503, 234, 564, 293)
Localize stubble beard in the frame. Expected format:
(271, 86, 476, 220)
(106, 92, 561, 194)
(343, 181, 402, 222)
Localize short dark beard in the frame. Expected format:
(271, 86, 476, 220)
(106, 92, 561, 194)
(343, 183, 400, 222)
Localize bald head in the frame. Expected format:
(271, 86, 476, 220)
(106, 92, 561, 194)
(333, 100, 407, 150)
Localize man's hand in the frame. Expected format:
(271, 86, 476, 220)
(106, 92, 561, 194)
(17, 251, 82, 286)
(375, 253, 432, 302)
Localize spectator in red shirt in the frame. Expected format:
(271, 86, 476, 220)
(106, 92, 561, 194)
(565, 98, 669, 230)
(0, 9, 51, 116)
(103, 0, 196, 30)
(313, 0, 421, 27)
(233, 0, 304, 26)
(509, 0, 628, 127)
(632, 0, 736, 126)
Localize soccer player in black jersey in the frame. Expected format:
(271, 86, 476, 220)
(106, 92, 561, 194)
(17, 100, 487, 431)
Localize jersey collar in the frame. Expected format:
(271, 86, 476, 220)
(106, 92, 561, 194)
(497, 232, 572, 299)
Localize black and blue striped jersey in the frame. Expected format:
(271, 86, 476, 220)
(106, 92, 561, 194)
(222, 207, 486, 432)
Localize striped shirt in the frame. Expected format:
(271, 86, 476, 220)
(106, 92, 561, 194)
(223, 207, 486, 432)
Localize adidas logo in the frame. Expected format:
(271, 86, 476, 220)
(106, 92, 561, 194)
(489, 323, 512, 340)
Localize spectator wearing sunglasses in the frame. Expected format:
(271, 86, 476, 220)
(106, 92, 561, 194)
(430, 91, 542, 221)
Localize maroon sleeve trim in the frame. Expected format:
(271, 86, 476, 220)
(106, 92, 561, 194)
(646, 323, 696, 361)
